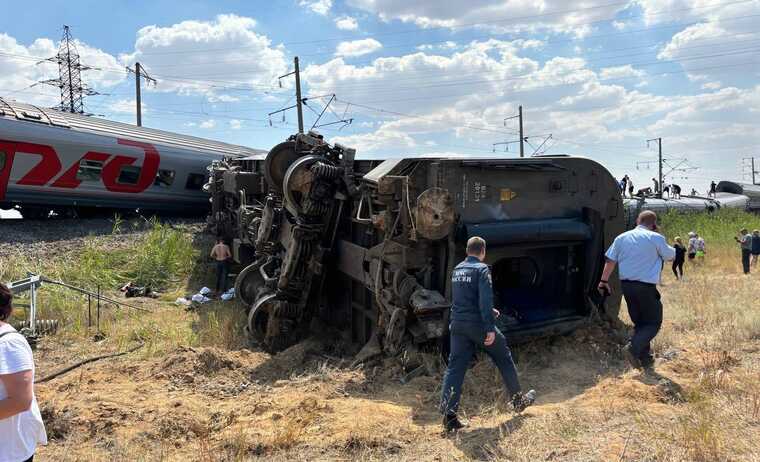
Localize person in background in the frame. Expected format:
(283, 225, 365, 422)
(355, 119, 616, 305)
(696, 234, 707, 263)
(690, 188, 698, 196)
(672, 237, 686, 280)
(599, 211, 675, 370)
(0, 283, 47, 462)
(751, 230, 760, 268)
(662, 183, 670, 198)
(687, 232, 698, 263)
(439, 237, 536, 432)
(709, 181, 717, 198)
(671, 184, 682, 199)
(652, 178, 660, 196)
(628, 181, 634, 198)
(619, 176, 627, 197)
(210, 238, 232, 294)
(735, 228, 752, 274)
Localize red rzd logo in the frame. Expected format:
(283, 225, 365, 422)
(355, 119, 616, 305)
(0, 137, 161, 201)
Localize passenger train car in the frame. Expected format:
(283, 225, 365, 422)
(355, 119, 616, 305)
(622, 182, 760, 229)
(0, 98, 264, 218)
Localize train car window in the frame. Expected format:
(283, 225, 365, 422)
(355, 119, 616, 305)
(76, 159, 104, 181)
(0, 151, 5, 170)
(117, 165, 142, 185)
(154, 169, 175, 187)
(185, 173, 206, 191)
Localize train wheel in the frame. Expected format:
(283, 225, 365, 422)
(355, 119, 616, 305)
(234, 260, 266, 308)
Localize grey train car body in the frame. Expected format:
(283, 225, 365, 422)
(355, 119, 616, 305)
(208, 133, 624, 354)
(622, 183, 758, 230)
(0, 98, 263, 217)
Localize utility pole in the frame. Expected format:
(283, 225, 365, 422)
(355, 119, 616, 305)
(294, 57, 304, 134)
(518, 105, 525, 158)
(39, 25, 98, 114)
(135, 62, 142, 126)
(647, 137, 663, 198)
(742, 157, 758, 184)
(271, 56, 305, 133)
(497, 106, 528, 157)
(126, 62, 156, 127)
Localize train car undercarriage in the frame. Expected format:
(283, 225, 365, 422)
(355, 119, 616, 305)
(208, 132, 624, 355)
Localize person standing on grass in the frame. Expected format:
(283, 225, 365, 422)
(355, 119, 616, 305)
(696, 234, 706, 263)
(687, 232, 697, 262)
(735, 228, 752, 275)
(672, 237, 686, 280)
(751, 230, 760, 268)
(0, 283, 47, 462)
(598, 211, 675, 370)
(210, 238, 232, 294)
(440, 237, 536, 432)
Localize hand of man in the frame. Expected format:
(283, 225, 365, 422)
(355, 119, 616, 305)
(597, 281, 611, 296)
(484, 331, 495, 346)
(493, 308, 501, 318)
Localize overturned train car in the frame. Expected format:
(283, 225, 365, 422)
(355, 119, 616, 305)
(208, 133, 624, 354)
(621, 181, 760, 229)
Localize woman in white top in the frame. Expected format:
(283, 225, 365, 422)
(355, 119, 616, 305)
(0, 283, 47, 462)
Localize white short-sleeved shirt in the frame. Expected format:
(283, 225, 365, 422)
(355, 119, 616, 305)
(0, 323, 47, 462)
(605, 225, 676, 285)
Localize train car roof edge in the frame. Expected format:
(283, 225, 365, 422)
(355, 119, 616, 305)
(0, 97, 266, 158)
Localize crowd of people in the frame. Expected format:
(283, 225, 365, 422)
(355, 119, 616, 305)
(617, 175, 718, 199)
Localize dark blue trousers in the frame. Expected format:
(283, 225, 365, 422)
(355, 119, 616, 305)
(440, 321, 521, 415)
(621, 281, 662, 362)
(215, 261, 229, 293)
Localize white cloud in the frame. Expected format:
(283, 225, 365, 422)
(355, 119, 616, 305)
(331, 129, 415, 154)
(599, 65, 646, 80)
(416, 41, 458, 51)
(640, 0, 760, 81)
(303, 35, 758, 191)
(107, 99, 145, 115)
(120, 15, 288, 99)
(300, 0, 332, 15)
(229, 119, 242, 129)
(612, 20, 629, 30)
(346, 0, 629, 36)
(335, 38, 383, 57)
(335, 16, 359, 31)
(701, 81, 721, 90)
(0, 33, 125, 108)
(199, 119, 216, 129)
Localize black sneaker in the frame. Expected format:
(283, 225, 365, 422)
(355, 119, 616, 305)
(443, 414, 466, 432)
(623, 343, 642, 369)
(512, 389, 536, 413)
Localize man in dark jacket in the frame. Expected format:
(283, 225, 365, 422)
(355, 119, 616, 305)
(439, 237, 535, 432)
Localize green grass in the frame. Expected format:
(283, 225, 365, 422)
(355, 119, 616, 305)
(1, 219, 196, 291)
(658, 208, 760, 245)
(1, 219, 199, 338)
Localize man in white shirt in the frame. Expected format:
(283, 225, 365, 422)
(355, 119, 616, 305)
(598, 211, 675, 370)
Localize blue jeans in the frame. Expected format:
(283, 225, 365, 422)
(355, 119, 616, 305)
(440, 321, 521, 415)
(215, 261, 229, 293)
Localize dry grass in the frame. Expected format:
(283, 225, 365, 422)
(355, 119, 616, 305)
(6, 219, 758, 461)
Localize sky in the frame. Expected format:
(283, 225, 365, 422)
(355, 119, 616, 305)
(1, 0, 759, 195)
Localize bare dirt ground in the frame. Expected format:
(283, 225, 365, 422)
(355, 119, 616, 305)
(6, 221, 759, 461)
